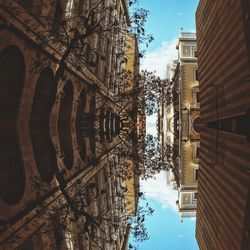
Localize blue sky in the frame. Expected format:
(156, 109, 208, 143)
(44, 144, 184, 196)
(131, 198, 197, 250)
(139, 0, 199, 78)
(130, 0, 199, 249)
(139, 0, 198, 51)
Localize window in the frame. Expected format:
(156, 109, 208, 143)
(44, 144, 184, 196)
(65, 0, 75, 19)
(65, 230, 74, 250)
(192, 47, 197, 57)
(193, 116, 201, 134)
(196, 147, 200, 158)
(196, 90, 200, 103)
(194, 169, 199, 181)
(192, 87, 199, 107)
(193, 145, 200, 162)
(195, 69, 199, 81)
(194, 192, 198, 200)
(182, 46, 190, 57)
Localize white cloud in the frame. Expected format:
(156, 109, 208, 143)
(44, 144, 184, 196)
(141, 42, 179, 211)
(140, 39, 178, 79)
(141, 172, 178, 212)
(146, 114, 157, 136)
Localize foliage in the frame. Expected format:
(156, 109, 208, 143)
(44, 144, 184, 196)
(0, 1, 158, 249)
(114, 70, 171, 116)
(15, 170, 154, 250)
(115, 133, 170, 180)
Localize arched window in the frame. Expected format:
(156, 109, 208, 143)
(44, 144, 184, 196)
(193, 116, 201, 134)
(58, 80, 73, 170)
(30, 67, 57, 183)
(0, 46, 25, 204)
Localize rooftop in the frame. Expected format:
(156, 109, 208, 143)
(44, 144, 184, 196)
(180, 32, 196, 38)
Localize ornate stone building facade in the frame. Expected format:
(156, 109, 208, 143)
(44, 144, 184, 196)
(0, 0, 140, 249)
(166, 30, 200, 220)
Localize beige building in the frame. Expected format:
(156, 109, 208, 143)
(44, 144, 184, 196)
(122, 34, 141, 217)
(166, 30, 200, 220)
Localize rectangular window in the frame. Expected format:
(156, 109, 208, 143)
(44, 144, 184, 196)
(192, 47, 197, 57)
(195, 90, 200, 103)
(193, 145, 200, 162)
(196, 147, 200, 158)
(195, 69, 199, 81)
(182, 46, 190, 57)
(194, 169, 199, 181)
(194, 192, 198, 200)
(65, 0, 75, 19)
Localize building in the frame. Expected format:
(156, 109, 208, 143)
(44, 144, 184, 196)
(120, 34, 141, 217)
(166, 30, 200, 220)
(0, 0, 140, 249)
(196, 1, 250, 249)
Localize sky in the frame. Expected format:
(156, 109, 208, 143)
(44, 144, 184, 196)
(130, 0, 199, 249)
(140, 0, 198, 78)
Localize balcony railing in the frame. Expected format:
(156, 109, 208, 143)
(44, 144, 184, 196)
(180, 32, 196, 38)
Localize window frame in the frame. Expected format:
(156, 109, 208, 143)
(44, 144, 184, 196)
(194, 68, 199, 82)
(194, 168, 199, 181)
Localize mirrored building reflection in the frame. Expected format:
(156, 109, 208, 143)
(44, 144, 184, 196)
(163, 31, 200, 222)
(0, 0, 143, 249)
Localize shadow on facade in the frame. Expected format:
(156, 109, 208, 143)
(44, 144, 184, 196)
(0, 46, 26, 204)
(30, 67, 57, 183)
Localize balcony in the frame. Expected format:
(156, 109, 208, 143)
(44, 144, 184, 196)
(180, 32, 196, 38)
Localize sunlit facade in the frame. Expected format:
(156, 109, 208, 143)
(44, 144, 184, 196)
(123, 34, 141, 217)
(165, 30, 200, 221)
